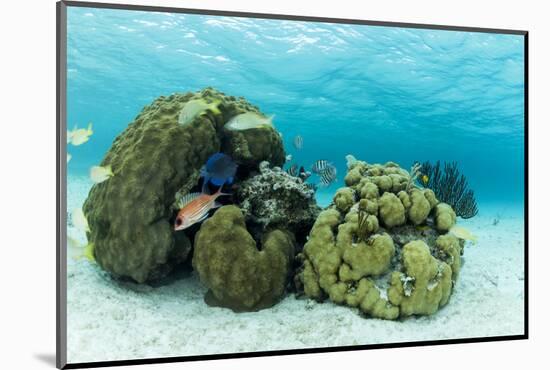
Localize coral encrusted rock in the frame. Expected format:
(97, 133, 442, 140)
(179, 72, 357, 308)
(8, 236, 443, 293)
(235, 161, 320, 239)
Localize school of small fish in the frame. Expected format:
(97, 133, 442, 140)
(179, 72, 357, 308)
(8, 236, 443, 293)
(66, 121, 98, 261)
(285, 131, 340, 189)
(67, 120, 117, 186)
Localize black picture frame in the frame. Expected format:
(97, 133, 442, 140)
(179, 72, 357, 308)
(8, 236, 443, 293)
(56, 1, 529, 368)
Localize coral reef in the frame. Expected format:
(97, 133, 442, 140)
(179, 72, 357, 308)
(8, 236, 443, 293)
(192, 205, 295, 311)
(235, 161, 320, 241)
(83, 88, 285, 283)
(81, 86, 473, 320)
(419, 160, 478, 218)
(296, 159, 465, 319)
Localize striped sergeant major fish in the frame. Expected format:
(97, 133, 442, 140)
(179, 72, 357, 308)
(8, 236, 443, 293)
(286, 164, 299, 177)
(319, 165, 337, 187)
(311, 159, 334, 174)
(293, 135, 303, 150)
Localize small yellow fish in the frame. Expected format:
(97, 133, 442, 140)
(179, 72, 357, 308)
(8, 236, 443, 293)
(68, 122, 93, 146)
(225, 112, 274, 131)
(67, 237, 95, 262)
(72, 208, 90, 233)
(67, 153, 72, 163)
(450, 225, 477, 244)
(90, 165, 114, 184)
(420, 174, 429, 186)
(83, 243, 96, 262)
(67, 235, 82, 259)
(178, 99, 221, 126)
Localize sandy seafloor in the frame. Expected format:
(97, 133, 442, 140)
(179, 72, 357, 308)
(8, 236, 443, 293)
(66, 175, 525, 364)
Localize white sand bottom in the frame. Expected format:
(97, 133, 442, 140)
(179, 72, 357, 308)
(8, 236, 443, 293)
(66, 175, 525, 364)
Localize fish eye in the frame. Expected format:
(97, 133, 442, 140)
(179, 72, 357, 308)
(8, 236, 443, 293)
(176, 218, 182, 226)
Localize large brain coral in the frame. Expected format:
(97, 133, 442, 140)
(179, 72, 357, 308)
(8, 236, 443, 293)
(83, 88, 285, 283)
(296, 159, 465, 319)
(192, 205, 295, 311)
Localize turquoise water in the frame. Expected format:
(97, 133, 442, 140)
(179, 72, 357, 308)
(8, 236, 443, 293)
(66, 7, 525, 208)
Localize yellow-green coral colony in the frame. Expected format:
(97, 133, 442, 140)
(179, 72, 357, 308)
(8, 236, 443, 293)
(297, 159, 467, 319)
(81, 87, 471, 320)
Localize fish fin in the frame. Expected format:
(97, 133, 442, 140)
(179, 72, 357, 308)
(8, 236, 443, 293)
(213, 186, 231, 197)
(267, 114, 275, 126)
(177, 192, 202, 209)
(201, 175, 211, 193)
(84, 243, 95, 262)
(209, 102, 221, 115)
(87, 122, 93, 134)
(213, 201, 223, 208)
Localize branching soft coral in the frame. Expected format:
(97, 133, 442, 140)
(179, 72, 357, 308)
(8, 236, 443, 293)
(419, 160, 478, 219)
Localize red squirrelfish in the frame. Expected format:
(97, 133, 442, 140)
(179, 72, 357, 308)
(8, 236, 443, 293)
(174, 187, 228, 231)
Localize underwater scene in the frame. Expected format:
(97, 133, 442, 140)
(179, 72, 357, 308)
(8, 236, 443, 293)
(65, 6, 525, 364)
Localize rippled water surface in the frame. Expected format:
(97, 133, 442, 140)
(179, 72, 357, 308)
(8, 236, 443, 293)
(66, 7, 525, 205)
